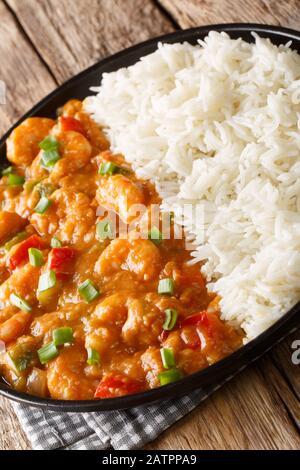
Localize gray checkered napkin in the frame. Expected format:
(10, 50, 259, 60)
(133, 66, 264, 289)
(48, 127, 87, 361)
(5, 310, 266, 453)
(12, 381, 224, 450)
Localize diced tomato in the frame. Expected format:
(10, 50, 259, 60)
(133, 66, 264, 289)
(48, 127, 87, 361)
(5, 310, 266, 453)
(9, 235, 45, 270)
(49, 247, 75, 278)
(59, 116, 85, 135)
(94, 374, 143, 399)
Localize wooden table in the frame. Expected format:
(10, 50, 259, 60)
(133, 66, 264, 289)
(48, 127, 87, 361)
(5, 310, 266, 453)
(1, 0, 300, 450)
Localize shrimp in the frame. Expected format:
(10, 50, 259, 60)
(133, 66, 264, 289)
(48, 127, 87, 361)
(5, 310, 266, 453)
(85, 293, 128, 355)
(0, 312, 32, 343)
(122, 298, 163, 348)
(0, 263, 40, 308)
(47, 345, 96, 400)
(0, 211, 26, 244)
(27, 130, 92, 181)
(30, 189, 96, 248)
(31, 304, 87, 342)
(49, 131, 92, 180)
(140, 346, 164, 389)
(60, 99, 82, 117)
(95, 237, 162, 282)
(7, 118, 55, 166)
(74, 111, 109, 153)
(96, 174, 145, 223)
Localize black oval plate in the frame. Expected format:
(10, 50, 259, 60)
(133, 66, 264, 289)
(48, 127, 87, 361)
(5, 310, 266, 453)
(1, 23, 300, 412)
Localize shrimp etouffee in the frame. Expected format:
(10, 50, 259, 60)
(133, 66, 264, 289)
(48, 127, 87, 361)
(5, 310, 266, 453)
(0, 100, 243, 400)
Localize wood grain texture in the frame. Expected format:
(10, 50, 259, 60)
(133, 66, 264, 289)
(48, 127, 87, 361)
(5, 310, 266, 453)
(0, 1, 56, 135)
(1, 0, 300, 451)
(158, 0, 300, 29)
(6, 0, 175, 83)
(147, 334, 300, 450)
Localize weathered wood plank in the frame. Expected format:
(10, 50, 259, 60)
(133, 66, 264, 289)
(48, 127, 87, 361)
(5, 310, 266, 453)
(0, 2, 58, 450)
(6, 0, 175, 83)
(148, 337, 300, 450)
(1, 0, 300, 452)
(158, 0, 300, 29)
(0, 2, 56, 136)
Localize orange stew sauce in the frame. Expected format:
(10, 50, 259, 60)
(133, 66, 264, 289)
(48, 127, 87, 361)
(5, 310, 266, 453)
(0, 100, 243, 400)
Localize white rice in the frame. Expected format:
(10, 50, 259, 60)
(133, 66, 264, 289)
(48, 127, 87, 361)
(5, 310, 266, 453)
(84, 31, 300, 341)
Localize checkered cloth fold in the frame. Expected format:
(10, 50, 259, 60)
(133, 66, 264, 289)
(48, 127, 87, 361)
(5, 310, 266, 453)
(12, 380, 226, 450)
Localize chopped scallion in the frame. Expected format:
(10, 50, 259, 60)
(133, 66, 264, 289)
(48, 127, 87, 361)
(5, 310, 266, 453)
(41, 149, 60, 168)
(2, 166, 14, 176)
(39, 136, 59, 152)
(98, 162, 118, 175)
(148, 226, 163, 245)
(8, 173, 25, 186)
(163, 308, 178, 331)
(38, 270, 56, 292)
(158, 278, 174, 295)
(7, 351, 33, 373)
(34, 196, 52, 214)
(28, 247, 44, 267)
(52, 327, 74, 346)
(38, 342, 59, 365)
(78, 279, 100, 303)
(160, 348, 176, 369)
(51, 236, 62, 248)
(87, 348, 100, 365)
(96, 220, 114, 240)
(2, 231, 28, 252)
(10, 292, 32, 312)
(158, 368, 183, 385)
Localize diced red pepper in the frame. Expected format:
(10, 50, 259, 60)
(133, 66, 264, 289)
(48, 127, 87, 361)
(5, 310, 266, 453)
(94, 374, 143, 399)
(49, 247, 75, 278)
(159, 330, 169, 342)
(181, 311, 209, 328)
(180, 326, 202, 349)
(9, 235, 45, 270)
(59, 116, 85, 135)
(181, 311, 226, 345)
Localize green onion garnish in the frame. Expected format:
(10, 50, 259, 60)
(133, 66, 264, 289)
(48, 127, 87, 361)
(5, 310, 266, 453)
(8, 173, 25, 186)
(158, 368, 183, 386)
(38, 342, 59, 365)
(163, 308, 178, 331)
(148, 226, 163, 245)
(2, 231, 28, 252)
(24, 179, 41, 194)
(98, 162, 118, 175)
(78, 279, 100, 303)
(9, 293, 32, 312)
(41, 150, 60, 168)
(52, 327, 74, 346)
(7, 351, 33, 373)
(50, 236, 62, 248)
(28, 247, 44, 267)
(37, 182, 56, 197)
(87, 348, 100, 365)
(39, 136, 59, 152)
(160, 348, 176, 369)
(96, 220, 114, 240)
(2, 166, 14, 176)
(158, 278, 174, 295)
(38, 270, 56, 292)
(34, 196, 52, 214)
(39, 136, 60, 169)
